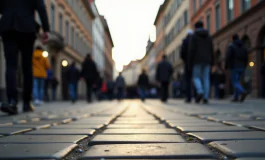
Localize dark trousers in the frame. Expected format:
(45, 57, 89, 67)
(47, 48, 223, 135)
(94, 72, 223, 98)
(117, 87, 124, 100)
(160, 82, 169, 102)
(2, 31, 36, 103)
(184, 65, 192, 101)
(107, 89, 114, 100)
(85, 80, 92, 102)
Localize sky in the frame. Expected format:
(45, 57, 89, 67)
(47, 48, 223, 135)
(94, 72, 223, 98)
(95, 0, 165, 71)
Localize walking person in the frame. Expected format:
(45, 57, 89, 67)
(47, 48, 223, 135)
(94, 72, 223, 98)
(107, 78, 115, 100)
(261, 62, 265, 98)
(213, 63, 226, 99)
(115, 72, 126, 101)
(44, 69, 53, 101)
(51, 76, 59, 101)
(81, 54, 99, 103)
(225, 34, 248, 102)
(66, 62, 80, 103)
(181, 29, 193, 103)
(137, 69, 149, 101)
(32, 46, 50, 105)
(0, 0, 50, 115)
(188, 21, 214, 104)
(156, 55, 173, 103)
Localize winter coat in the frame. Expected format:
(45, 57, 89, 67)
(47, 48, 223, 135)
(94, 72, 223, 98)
(116, 76, 125, 88)
(137, 73, 149, 88)
(81, 58, 99, 83)
(156, 60, 173, 83)
(225, 40, 248, 69)
(181, 35, 192, 63)
(32, 49, 50, 78)
(188, 29, 214, 67)
(66, 66, 80, 83)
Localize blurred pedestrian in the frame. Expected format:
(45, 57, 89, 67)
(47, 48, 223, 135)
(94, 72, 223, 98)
(51, 76, 59, 101)
(44, 69, 53, 101)
(181, 29, 193, 103)
(212, 63, 226, 99)
(99, 78, 108, 100)
(156, 55, 173, 103)
(261, 62, 265, 98)
(115, 72, 126, 101)
(188, 21, 214, 104)
(137, 69, 149, 101)
(225, 34, 248, 102)
(81, 54, 99, 103)
(0, 0, 50, 115)
(66, 62, 80, 103)
(107, 78, 115, 100)
(32, 46, 50, 105)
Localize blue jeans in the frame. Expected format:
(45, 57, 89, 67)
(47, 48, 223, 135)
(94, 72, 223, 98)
(184, 65, 193, 101)
(139, 88, 146, 101)
(69, 83, 77, 101)
(193, 64, 211, 99)
(33, 78, 45, 101)
(231, 68, 245, 99)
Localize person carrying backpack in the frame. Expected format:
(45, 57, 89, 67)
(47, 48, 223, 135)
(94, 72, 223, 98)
(225, 34, 248, 102)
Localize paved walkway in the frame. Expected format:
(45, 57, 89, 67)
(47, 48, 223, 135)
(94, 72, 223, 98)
(0, 99, 265, 159)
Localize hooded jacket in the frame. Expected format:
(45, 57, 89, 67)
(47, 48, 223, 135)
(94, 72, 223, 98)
(225, 40, 248, 69)
(188, 29, 214, 67)
(32, 49, 50, 78)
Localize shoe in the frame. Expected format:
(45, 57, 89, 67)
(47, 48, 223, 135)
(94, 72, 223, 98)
(23, 103, 35, 113)
(203, 99, 208, 104)
(240, 92, 248, 102)
(1, 102, 18, 115)
(34, 100, 41, 106)
(231, 98, 239, 102)
(195, 94, 203, 103)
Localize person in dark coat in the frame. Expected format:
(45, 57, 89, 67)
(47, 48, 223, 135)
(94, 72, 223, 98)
(115, 72, 126, 100)
(212, 63, 226, 99)
(51, 76, 59, 101)
(225, 34, 248, 102)
(137, 69, 149, 101)
(188, 21, 214, 104)
(107, 78, 115, 100)
(0, 0, 50, 115)
(261, 62, 265, 98)
(156, 55, 173, 102)
(81, 54, 99, 103)
(181, 29, 193, 103)
(66, 62, 80, 103)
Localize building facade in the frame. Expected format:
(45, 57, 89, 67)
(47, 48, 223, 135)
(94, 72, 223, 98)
(190, 0, 265, 97)
(0, 0, 95, 101)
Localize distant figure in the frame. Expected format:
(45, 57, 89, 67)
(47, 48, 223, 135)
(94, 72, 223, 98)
(0, 0, 50, 115)
(32, 46, 50, 105)
(44, 69, 53, 101)
(225, 34, 248, 102)
(51, 76, 59, 101)
(188, 21, 214, 104)
(156, 55, 173, 102)
(137, 69, 149, 101)
(107, 78, 115, 100)
(66, 62, 80, 103)
(212, 63, 226, 99)
(115, 72, 126, 100)
(261, 62, 265, 98)
(181, 29, 193, 103)
(99, 78, 108, 100)
(81, 54, 99, 103)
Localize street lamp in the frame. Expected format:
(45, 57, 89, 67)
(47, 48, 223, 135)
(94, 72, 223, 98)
(249, 61, 254, 67)
(62, 60, 68, 67)
(42, 51, 49, 58)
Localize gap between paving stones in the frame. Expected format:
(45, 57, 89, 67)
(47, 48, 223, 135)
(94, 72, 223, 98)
(62, 103, 129, 160)
(141, 103, 229, 160)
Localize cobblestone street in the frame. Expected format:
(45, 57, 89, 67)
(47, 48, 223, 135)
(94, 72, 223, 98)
(0, 99, 265, 159)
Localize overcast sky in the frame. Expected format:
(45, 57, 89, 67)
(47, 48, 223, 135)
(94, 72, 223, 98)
(95, 0, 164, 71)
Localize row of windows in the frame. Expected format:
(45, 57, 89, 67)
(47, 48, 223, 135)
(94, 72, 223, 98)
(165, 0, 183, 25)
(168, 46, 181, 65)
(165, 10, 188, 46)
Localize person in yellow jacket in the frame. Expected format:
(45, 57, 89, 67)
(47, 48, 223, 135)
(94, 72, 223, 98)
(32, 46, 50, 105)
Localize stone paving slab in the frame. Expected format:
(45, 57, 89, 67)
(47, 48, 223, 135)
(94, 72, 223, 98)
(0, 124, 51, 129)
(70, 120, 111, 125)
(236, 158, 265, 160)
(80, 143, 216, 159)
(17, 121, 60, 126)
(25, 129, 96, 136)
(113, 120, 160, 124)
(0, 143, 77, 159)
(223, 120, 265, 127)
(207, 116, 251, 122)
(177, 126, 251, 133)
(90, 134, 185, 144)
(188, 131, 265, 143)
(107, 124, 167, 129)
(169, 122, 225, 128)
(0, 135, 88, 144)
(249, 125, 265, 131)
(51, 124, 104, 129)
(0, 127, 32, 136)
(102, 129, 178, 134)
(116, 117, 156, 120)
(209, 140, 265, 158)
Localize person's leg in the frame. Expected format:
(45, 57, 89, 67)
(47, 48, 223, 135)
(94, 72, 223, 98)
(18, 33, 35, 105)
(74, 83, 78, 101)
(202, 65, 211, 101)
(164, 82, 169, 102)
(52, 88, 56, 101)
(185, 67, 193, 102)
(193, 64, 203, 95)
(214, 84, 219, 99)
(33, 78, 39, 102)
(231, 69, 240, 100)
(86, 81, 92, 102)
(39, 79, 45, 103)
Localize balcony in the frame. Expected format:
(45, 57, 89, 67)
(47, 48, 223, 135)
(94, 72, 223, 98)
(47, 31, 65, 53)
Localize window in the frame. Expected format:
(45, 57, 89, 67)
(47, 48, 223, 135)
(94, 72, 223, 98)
(59, 13, 63, 35)
(184, 10, 188, 25)
(50, 4, 55, 31)
(193, 0, 197, 13)
(242, 0, 251, 12)
(206, 13, 211, 32)
(71, 27, 74, 47)
(215, 4, 221, 31)
(199, 0, 203, 7)
(65, 21, 69, 44)
(227, 0, 234, 22)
